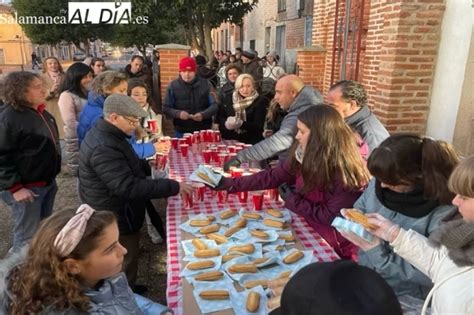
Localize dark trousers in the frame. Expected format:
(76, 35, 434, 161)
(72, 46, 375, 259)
(146, 200, 166, 241)
(119, 232, 141, 287)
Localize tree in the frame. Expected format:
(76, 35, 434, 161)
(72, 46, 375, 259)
(173, 0, 258, 61)
(11, 0, 106, 52)
(103, 0, 179, 57)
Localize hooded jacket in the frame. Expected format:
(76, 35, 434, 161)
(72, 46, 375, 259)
(236, 86, 323, 162)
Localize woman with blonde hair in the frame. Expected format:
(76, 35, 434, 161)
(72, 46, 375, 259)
(41, 56, 65, 138)
(214, 105, 370, 259)
(222, 73, 269, 144)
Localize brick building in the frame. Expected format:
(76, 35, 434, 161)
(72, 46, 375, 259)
(212, 0, 314, 73)
(297, 0, 473, 154)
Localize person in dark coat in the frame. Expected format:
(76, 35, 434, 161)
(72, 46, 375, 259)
(216, 64, 241, 139)
(195, 54, 218, 88)
(241, 50, 263, 89)
(327, 80, 389, 153)
(163, 57, 218, 137)
(78, 94, 193, 290)
(220, 73, 268, 144)
(0, 72, 61, 252)
(123, 55, 153, 103)
(214, 105, 371, 259)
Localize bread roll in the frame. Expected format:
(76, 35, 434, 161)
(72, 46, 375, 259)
(283, 250, 304, 264)
(194, 271, 223, 281)
(194, 248, 220, 258)
(228, 244, 255, 254)
(246, 291, 260, 312)
(242, 212, 262, 220)
(192, 238, 208, 250)
(220, 209, 237, 219)
(199, 290, 229, 300)
(189, 219, 211, 227)
(206, 233, 228, 244)
(263, 218, 286, 228)
(199, 224, 220, 234)
(244, 279, 268, 289)
(186, 260, 215, 270)
(228, 263, 257, 273)
(224, 226, 242, 237)
(266, 209, 283, 218)
(250, 229, 269, 239)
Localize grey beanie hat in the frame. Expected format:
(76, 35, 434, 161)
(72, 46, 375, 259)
(103, 94, 147, 118)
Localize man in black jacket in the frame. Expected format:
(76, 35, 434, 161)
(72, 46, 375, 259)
(0, 72, 61, 252)
(78, 94, 193, 289)
(163, 57, 218, 137)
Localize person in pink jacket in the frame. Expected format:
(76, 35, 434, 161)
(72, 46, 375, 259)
(214, 105, 370, 259)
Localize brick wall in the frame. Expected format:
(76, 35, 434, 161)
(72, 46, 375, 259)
(296, 46, 326, 92)
(286, 18, 306, 49)
(155, 45, 190, 103)
(310, 0, 445, 133)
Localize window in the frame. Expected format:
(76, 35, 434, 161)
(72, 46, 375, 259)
(278, 0, 286, 12)
(275, 25, 286, 59)
(264, 27, 271, 52)
(249, 40, 256, 51)
(304, 16, 313, 46)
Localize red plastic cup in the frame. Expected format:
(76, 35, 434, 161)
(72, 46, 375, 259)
(217, 153, 228, 167)
(202, 150, 212, 163)
(213, 130, 221, 142)
(193, 131, 200, 144)
(217, 190, 228, 204)
(182, 192, 193, 209)
(193, 183, 205, 202)
(252, 191, 264, 210)
(269, 188, 279, 201)
(206, 129, 214, 142)
(217, 144, 227, 152)
(155, 153, 167, 170)
(180, 144, 189, 157)
(147, 119, 158, 133)
(228, 146, 237, 153)
(210, 148, 219, 163)
(183, 135, 192, 146)
(235, 146, 244, 153)
(231, 168, 244, 178)
(238, 191, 248, 204)
(171, 137, 179, 150)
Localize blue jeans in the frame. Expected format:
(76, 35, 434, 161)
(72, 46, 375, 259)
(0, 181, 57, 251)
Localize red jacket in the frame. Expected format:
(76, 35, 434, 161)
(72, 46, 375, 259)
(221, 160, 364, 259)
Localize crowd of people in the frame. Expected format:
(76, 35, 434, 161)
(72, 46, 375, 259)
(0, 47, 472, 315)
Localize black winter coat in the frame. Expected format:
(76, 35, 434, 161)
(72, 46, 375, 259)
(0, 104, 61, 191)
(217, 93, 268, 145)
(78, 119, 180, 234)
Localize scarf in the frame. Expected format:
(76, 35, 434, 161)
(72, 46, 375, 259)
(375, 179, 439, 218)
(295, 145, 304, 164)
(232, 90, 259, 123)
(47, 70, 61, 84)
(429, 210, 474, 267)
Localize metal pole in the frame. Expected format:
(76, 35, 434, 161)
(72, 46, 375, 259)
(330, 0, 341, 86)
(341, 0, 351, 80)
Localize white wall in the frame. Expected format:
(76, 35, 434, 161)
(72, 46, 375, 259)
(426, 0, 473, 142)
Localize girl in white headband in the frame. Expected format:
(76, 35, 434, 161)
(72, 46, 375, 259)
(1, 205, 173, 315)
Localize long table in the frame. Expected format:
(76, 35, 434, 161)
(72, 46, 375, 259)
(165, 145, 339, 314)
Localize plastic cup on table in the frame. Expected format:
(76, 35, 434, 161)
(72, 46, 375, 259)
(235, 146, 244, 153)
(217, 190, 228, 204)
(238, 191, 248, 204)
(180, 144, 189, 157)
(193, 131, 200, 144)
(202, 150, 212, 164)
(171, 138, 179, 150)
(252, 191, 264, 210)
(217, 144, 227, 152)
(206, 129, 214, 142)
(228, 146, 237, 153)
(181, 191, 193, 209)
(268, 188, 280, 202)
(155, 153, 167, 170)
(213, 130, 221, 142)
(217, 153, 228, 168)
(193, 183, 205, 202)
(147, 119, 158, 133)
(231, 168, 244, 178)
(210, 148, 219, 163)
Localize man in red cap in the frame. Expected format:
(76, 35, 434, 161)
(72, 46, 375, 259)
(163, 56, 217, 136)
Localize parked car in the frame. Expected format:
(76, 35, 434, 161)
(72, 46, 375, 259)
(73, 51, 86, 61)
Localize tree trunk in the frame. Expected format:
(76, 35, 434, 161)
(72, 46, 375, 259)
(195, 12, 206, 56)
(203, 18, 213, 64)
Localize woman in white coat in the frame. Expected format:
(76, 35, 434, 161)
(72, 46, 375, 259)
(362, 155, 474, 315)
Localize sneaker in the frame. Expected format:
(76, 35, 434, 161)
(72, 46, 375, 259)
(147, 224, 163, 244)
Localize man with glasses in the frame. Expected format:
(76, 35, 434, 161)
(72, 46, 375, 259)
(78, 94, 193, 293)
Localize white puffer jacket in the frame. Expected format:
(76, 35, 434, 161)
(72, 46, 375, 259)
(391, 229, 474, 315)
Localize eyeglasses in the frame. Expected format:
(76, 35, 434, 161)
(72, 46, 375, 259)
(121, 115, 140, 126)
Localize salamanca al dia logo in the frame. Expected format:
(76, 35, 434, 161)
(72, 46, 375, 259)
(68, 1, 138, 24)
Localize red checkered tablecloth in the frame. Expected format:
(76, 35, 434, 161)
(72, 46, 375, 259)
(165, 146, 339, 314)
